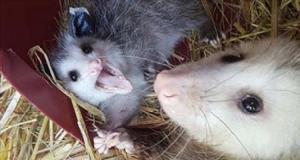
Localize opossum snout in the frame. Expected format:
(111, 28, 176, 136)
(154, 70, 182, 106)
(89, 59, 103, 75)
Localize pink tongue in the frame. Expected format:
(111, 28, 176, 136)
(97, 71, 132, 91)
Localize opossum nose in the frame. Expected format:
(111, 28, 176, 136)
(158, 89, 179, 106)
(89, 59, 103, 75)
(154, 70, 180, 106)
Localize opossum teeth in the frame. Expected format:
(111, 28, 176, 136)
(104, 66, 117, 76)
(98, 83, 118, 91)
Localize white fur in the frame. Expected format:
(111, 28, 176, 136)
(54, 35, 128, 106)
(155, 38, 300, 159)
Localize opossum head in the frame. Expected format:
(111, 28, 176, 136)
(154, 38, 300, 159)
(51, 7, 133, 106)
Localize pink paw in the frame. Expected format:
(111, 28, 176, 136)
(93, 128, 134, 154)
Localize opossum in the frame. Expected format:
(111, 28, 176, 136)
(50, 0, 224, 154)
(153, 38, 300, 159)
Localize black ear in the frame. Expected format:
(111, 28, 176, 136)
(69, 7, 94, 38)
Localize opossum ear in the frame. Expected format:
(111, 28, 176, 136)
(69, 7, 94, 38)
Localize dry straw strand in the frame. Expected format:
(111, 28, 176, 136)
(70, 94, 96, 160)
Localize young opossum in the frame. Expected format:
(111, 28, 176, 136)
(153, 38, 300, 159)
(50, 0, 223, 154)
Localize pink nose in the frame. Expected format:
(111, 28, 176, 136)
(89, 59, 103, 75)
(154, 70, 181, 106)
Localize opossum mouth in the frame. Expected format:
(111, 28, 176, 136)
(95, 62, 133, 94)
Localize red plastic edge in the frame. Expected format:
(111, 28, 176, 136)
(0, 49, 97, 144)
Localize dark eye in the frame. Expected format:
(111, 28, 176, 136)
(221, 54, 244, 63)
(69, 70, 79, 82)
(240, 95, 263, 114)
(81, 45, 93, 54)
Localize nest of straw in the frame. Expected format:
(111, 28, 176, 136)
(1, 0, 300, 159)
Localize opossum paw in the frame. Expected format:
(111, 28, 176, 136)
(94, 129, 118, 154)
(108, 128, 134, 154)
(113, 131, 134, 154)
(199, 28, 226, 48)
(93, 129, 134, 154)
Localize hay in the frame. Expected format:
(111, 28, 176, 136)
(1, 0, 300, 159)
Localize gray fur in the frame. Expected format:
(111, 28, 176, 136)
(50, 0, 219, 130)
(86, 0, 217, 76)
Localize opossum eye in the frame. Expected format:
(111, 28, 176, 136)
(221, 54, 244, 63)
(81, 45, 93, 54)
(240, 95, 262, 113)
(69, 70, 79, 82)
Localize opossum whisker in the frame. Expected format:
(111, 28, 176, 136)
(118, 44, 171, 62)
(88, 53, 171, 68)
(118, 85, 153, 99)
(138, 126, 181, 153)
(264, 40, 274, 54)
(114, 54, 172, 68)
(122, 55, 173, 68)
(141, 67, 167, 75)
(173, 135, 193, 160)
(199, 106, 214, 145)
(157, 128, 187, 159)
(207, 98, 239, 103)
(162, 130, 192, 160)
(263, 89, 300, 95)
(145, 80, 155, 84)
(190, 89, 214, 148)
(138, 85, 154, 95)
(269, 70, 289, 81)
(91, 52, 100, 60)
(166, 62, 175, 69)
(199, 92, 222, 99)
(210, 112, 253, 159)
(205, 65, 250, 93)
(135, 50, 172, 65)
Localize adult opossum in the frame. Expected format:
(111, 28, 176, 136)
(153, 38, 300, 159)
